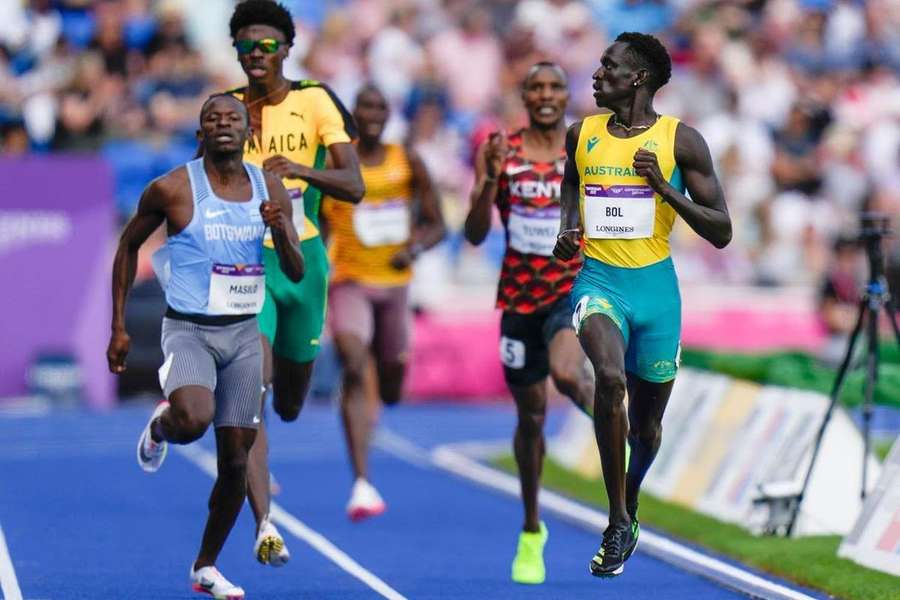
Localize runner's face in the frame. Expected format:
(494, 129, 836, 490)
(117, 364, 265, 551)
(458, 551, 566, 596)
(354, 89, 389, 141)
(592, 42, 641, 108)
(234, 25, 288, 83)
(522, 67, 568, 128)
(199, 96, 249, 153)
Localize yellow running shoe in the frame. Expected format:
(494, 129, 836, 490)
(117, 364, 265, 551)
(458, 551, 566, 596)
(511, 521, 549, 584)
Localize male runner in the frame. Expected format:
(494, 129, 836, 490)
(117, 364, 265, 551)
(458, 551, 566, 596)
(554, 33, 732, 578)
(465, 62, 594, 585)
(322, 84, 445, 520)
(225, 0, 364, 566)
(107, 94, 303, 599)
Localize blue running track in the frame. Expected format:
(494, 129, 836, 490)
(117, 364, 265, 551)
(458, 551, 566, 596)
(0, 402, 823, 599)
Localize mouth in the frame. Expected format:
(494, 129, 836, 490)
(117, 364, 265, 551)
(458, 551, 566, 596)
(537, 106, 557, 117)
(247, 64, 267, 77)
(215, 133, 235, 143)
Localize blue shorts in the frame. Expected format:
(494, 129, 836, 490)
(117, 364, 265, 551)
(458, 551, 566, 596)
(571, 257, 681, 383)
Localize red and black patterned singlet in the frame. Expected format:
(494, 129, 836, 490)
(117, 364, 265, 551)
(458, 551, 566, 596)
(495, 129, 583, 314)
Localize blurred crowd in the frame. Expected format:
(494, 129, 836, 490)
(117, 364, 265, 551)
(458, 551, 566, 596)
(1, 0, 898, 290)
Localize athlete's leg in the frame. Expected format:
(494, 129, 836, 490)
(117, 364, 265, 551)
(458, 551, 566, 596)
(548, 329, 593, 416)
(246, 336, 273, 529)
(335, 331, 372, 479)
(152, 385, 214, 443)
(371, 285, 411, 406)
(578, 314, 629, 524)
(194, 425, 257, 569)
(510, 381, 548, 533)
(271, 356, 314, 422)
(625, 375, 674, 519)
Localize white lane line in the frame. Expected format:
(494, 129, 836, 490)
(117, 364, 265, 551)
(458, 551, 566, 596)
(176, 445, 408, 600)
(374, 431, 818, 600)
(0, 524, 23, 600)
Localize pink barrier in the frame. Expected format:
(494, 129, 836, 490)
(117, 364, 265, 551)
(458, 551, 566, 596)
(407, 311, 507, 400)
(407, 305, 828, 399)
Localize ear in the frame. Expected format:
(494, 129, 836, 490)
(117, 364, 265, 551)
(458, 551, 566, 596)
(195, 129, 203, 141)
(633, 69, 650, 88)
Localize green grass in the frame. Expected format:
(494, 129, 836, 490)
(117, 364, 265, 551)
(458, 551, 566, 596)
(493, 455, 900, 600)
(681, 344, 900, 409)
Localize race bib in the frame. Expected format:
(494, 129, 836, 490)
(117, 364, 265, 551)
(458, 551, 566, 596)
(207, 263, 265, 315)
(508, 205, 560, 256)
(583, 184, 655, 240)
(353, 199, 410, 247)
(499, 336, 525, 369)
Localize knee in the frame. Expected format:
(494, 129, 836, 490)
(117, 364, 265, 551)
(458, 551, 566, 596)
(169, 407, 211, 443)
(592, 365, 626, 414)
(550, 360, 585, 399)
(630, 421, 663, 450)
(218, 452, 250, 481)
(517, 406, 546, 438)
(273, 393, 302, 422)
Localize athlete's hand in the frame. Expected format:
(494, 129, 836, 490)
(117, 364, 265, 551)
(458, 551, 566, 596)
(260, 200, 287, 231)
(553, 229, 582, 261)
(483, 131, 508, 180)
(389, 248, 414, 270)
(263, 155, 309, 180)
(633, 149, 667, 193)
(107, 330, 131, 374)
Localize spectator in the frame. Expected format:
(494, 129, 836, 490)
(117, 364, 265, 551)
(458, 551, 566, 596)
(817, 236, 863, 365)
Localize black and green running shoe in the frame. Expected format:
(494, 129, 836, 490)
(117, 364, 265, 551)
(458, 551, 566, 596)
(623, 518, 640, 561)
(589, 520, 637, 578)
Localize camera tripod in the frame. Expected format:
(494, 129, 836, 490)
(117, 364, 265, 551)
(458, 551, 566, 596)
(785, 216, 900, 536)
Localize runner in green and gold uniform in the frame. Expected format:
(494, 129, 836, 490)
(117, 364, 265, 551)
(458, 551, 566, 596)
(226, 0, 364, 568)
(554, 32, 732, 579)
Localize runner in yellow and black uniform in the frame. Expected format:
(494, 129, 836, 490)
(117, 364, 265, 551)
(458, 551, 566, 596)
(322, 84, 445, 522)
(226, 0, 365, 568)
(555, 32, 732, 579)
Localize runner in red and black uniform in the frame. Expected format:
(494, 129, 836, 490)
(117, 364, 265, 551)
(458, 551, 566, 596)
(464, 62, 593, 585)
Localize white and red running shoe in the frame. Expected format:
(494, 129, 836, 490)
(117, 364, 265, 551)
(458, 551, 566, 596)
(190, 565, 245, 600)
(346, 478, 386, 522)
(136, 400, 169, 473)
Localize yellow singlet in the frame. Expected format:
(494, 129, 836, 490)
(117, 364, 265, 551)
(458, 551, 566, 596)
(229, 80, 354, 245)
(323, 144, 414, 286)
(575, 113, 684, 268)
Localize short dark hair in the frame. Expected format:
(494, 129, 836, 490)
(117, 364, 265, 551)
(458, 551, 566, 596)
(522, 61, 568, 89)
(200, 93, 249, 124)
(615, 32, 672, 91)
(229, 0, 295, 46)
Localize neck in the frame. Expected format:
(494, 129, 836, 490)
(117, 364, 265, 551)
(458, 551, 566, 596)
(358, 138, 383, 158)
(203, 151, 244, 182)
(247, 74, 289, 105)
(526, 119, 566, 147)
(608, 92, 656, 128)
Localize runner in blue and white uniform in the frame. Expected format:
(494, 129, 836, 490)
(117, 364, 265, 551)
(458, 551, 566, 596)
(107, 94, 303, 600)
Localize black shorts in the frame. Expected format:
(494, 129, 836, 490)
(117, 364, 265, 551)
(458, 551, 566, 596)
(499, 295, 574, 387)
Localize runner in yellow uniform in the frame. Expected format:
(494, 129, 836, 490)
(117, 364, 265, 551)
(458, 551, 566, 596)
(322, 84, 445, 521)
(226, 0, 365, 568)
(554, 32, 732, 578)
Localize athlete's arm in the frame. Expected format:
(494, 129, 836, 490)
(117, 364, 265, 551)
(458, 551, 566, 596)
(262, 171, 305, 283)
(392, 149, 446, 270)
(263, 142, 365, 203)
(633, 122, 732, 249)
(553, 121, 583, 261)
(107, 179, 169, 373)
(464, 133, 505, 246)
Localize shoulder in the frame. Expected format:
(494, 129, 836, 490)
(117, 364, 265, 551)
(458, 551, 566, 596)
(565, 120, 585, 153)
(224, 86, 247, 100)
(673, 121, 711, 164)
(140, 165, 188, 209)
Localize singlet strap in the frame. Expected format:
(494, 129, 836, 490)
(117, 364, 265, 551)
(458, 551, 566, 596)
(245, 163, 269, 202)
(186, 158, 212, 205)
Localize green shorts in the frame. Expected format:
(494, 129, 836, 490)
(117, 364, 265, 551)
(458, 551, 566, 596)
(571, 256, 681, 383)
(259, 237, 328, 363)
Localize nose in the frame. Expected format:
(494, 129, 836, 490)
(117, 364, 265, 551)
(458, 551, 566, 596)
(593, 66, 604, 81)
